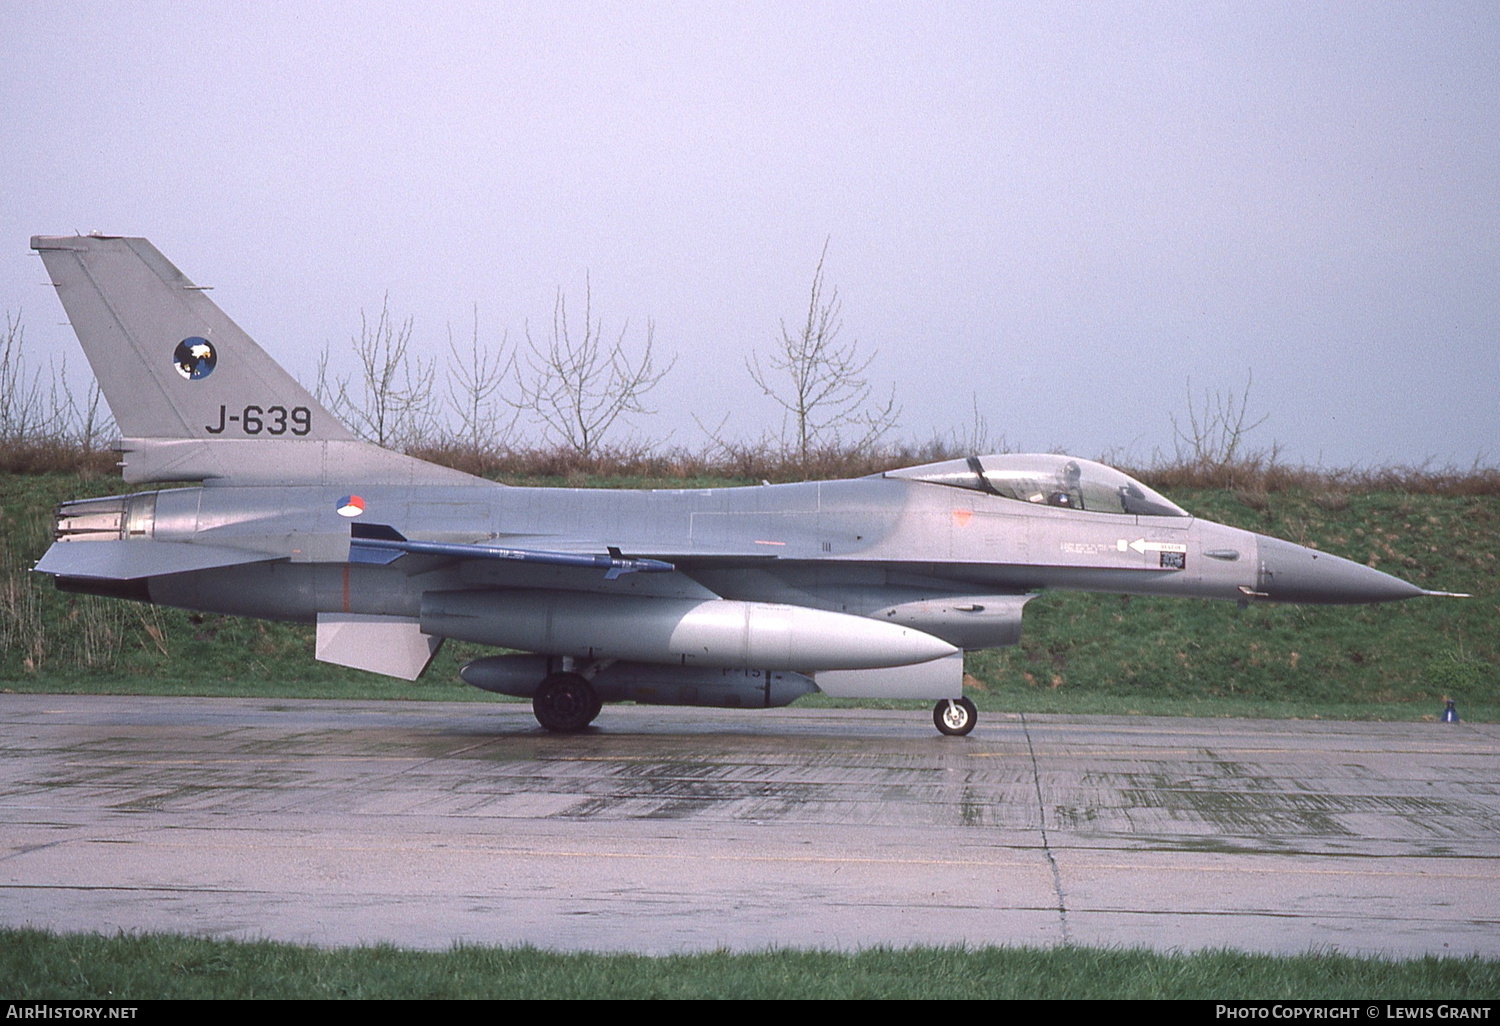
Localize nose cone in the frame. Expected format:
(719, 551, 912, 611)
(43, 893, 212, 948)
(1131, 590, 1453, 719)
(1255, 536, 1426, 604)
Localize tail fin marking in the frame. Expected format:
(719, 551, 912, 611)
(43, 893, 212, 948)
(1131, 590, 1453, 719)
(32, 234, 353, 443)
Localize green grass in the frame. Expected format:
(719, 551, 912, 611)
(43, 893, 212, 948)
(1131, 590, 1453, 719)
(3, 472, 1496, 719)
(2, 929, 1496, 999)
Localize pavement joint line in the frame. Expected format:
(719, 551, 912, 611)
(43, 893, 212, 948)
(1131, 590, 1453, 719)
(43, 844, 1500, 878)
(34, 842, 1046, 869)
(1021, 711, 1071, 943)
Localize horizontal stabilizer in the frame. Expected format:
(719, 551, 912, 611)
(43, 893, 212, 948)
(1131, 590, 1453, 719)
(34, 539, 278, 580)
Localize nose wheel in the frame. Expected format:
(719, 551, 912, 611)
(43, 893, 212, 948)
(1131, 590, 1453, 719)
(934, 697, 978, 736)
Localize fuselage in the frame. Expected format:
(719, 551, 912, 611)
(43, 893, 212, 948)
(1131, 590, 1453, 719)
(54, 458, 1424, 655)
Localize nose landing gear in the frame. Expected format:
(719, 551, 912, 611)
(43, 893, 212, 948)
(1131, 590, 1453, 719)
(934, 697, 978, 736)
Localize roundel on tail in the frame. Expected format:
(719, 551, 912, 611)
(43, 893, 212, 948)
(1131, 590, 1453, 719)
(173, 337, 217, 380)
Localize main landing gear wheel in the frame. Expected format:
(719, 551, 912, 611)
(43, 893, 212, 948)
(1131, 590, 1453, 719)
(533, 672, 600, 733)
(934, 697, 978, 736)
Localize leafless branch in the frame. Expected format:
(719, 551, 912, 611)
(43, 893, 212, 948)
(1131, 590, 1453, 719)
(747, 239, 899, 465)
(319, 295, 437, 449)
(0, 312, 114, 450)
(0, 312, 47, 443)
(444, 304, 517, 456)
(513, 276, 674, 459)
(1171, 373, 1270, 470)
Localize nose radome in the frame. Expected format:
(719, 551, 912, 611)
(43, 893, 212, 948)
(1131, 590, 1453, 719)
(1255, 535, 1426, 604)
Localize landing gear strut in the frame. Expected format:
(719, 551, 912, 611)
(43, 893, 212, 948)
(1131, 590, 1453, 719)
(533, 672, 600, 733)
(933, 696, 978, 736)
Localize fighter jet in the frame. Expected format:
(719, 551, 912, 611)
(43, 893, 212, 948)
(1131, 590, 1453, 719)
(29, 235, 1458, 736)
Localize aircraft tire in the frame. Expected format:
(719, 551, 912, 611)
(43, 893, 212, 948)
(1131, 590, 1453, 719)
(933, 697, 978, 736)
(533, 672, 599, 733)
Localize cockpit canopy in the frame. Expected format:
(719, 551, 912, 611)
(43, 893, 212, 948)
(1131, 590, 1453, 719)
(884, 454, 1190, 518)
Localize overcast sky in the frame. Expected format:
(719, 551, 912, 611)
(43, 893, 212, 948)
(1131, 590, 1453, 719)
(3, 2, 1496, 468)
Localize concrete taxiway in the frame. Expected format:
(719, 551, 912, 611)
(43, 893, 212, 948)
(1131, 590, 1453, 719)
(1, 694, 1496, 956)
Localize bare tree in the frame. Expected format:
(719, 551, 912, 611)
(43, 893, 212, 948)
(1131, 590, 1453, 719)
(514, 276, 673, 459)
(942, 393, 1003, 458)
(748, 240, 898, 464)
(318, 296, 437, 450)
(0, 312, 46, 443)
(1171, 373, 1270, 470)
(53, 356, 110, 452)
(0, 312, 113, 450)
(444, 304, 516, 457)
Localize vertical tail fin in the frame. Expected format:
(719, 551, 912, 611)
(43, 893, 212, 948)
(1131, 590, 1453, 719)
(32, 234, 473, 486)
(32, 234, 352, 443)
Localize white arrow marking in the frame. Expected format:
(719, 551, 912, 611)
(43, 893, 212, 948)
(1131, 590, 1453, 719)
(1121, 539, 1188, 554)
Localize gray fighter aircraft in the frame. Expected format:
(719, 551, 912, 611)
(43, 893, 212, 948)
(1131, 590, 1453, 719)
(30, 234, 1458, 736)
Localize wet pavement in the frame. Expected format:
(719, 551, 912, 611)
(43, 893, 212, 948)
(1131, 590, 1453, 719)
(1, 694, 1496, 955)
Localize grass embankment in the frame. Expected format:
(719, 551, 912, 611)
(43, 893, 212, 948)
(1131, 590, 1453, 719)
(2, 929, 1497, 1000)
(1, 470, 1494, 720)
